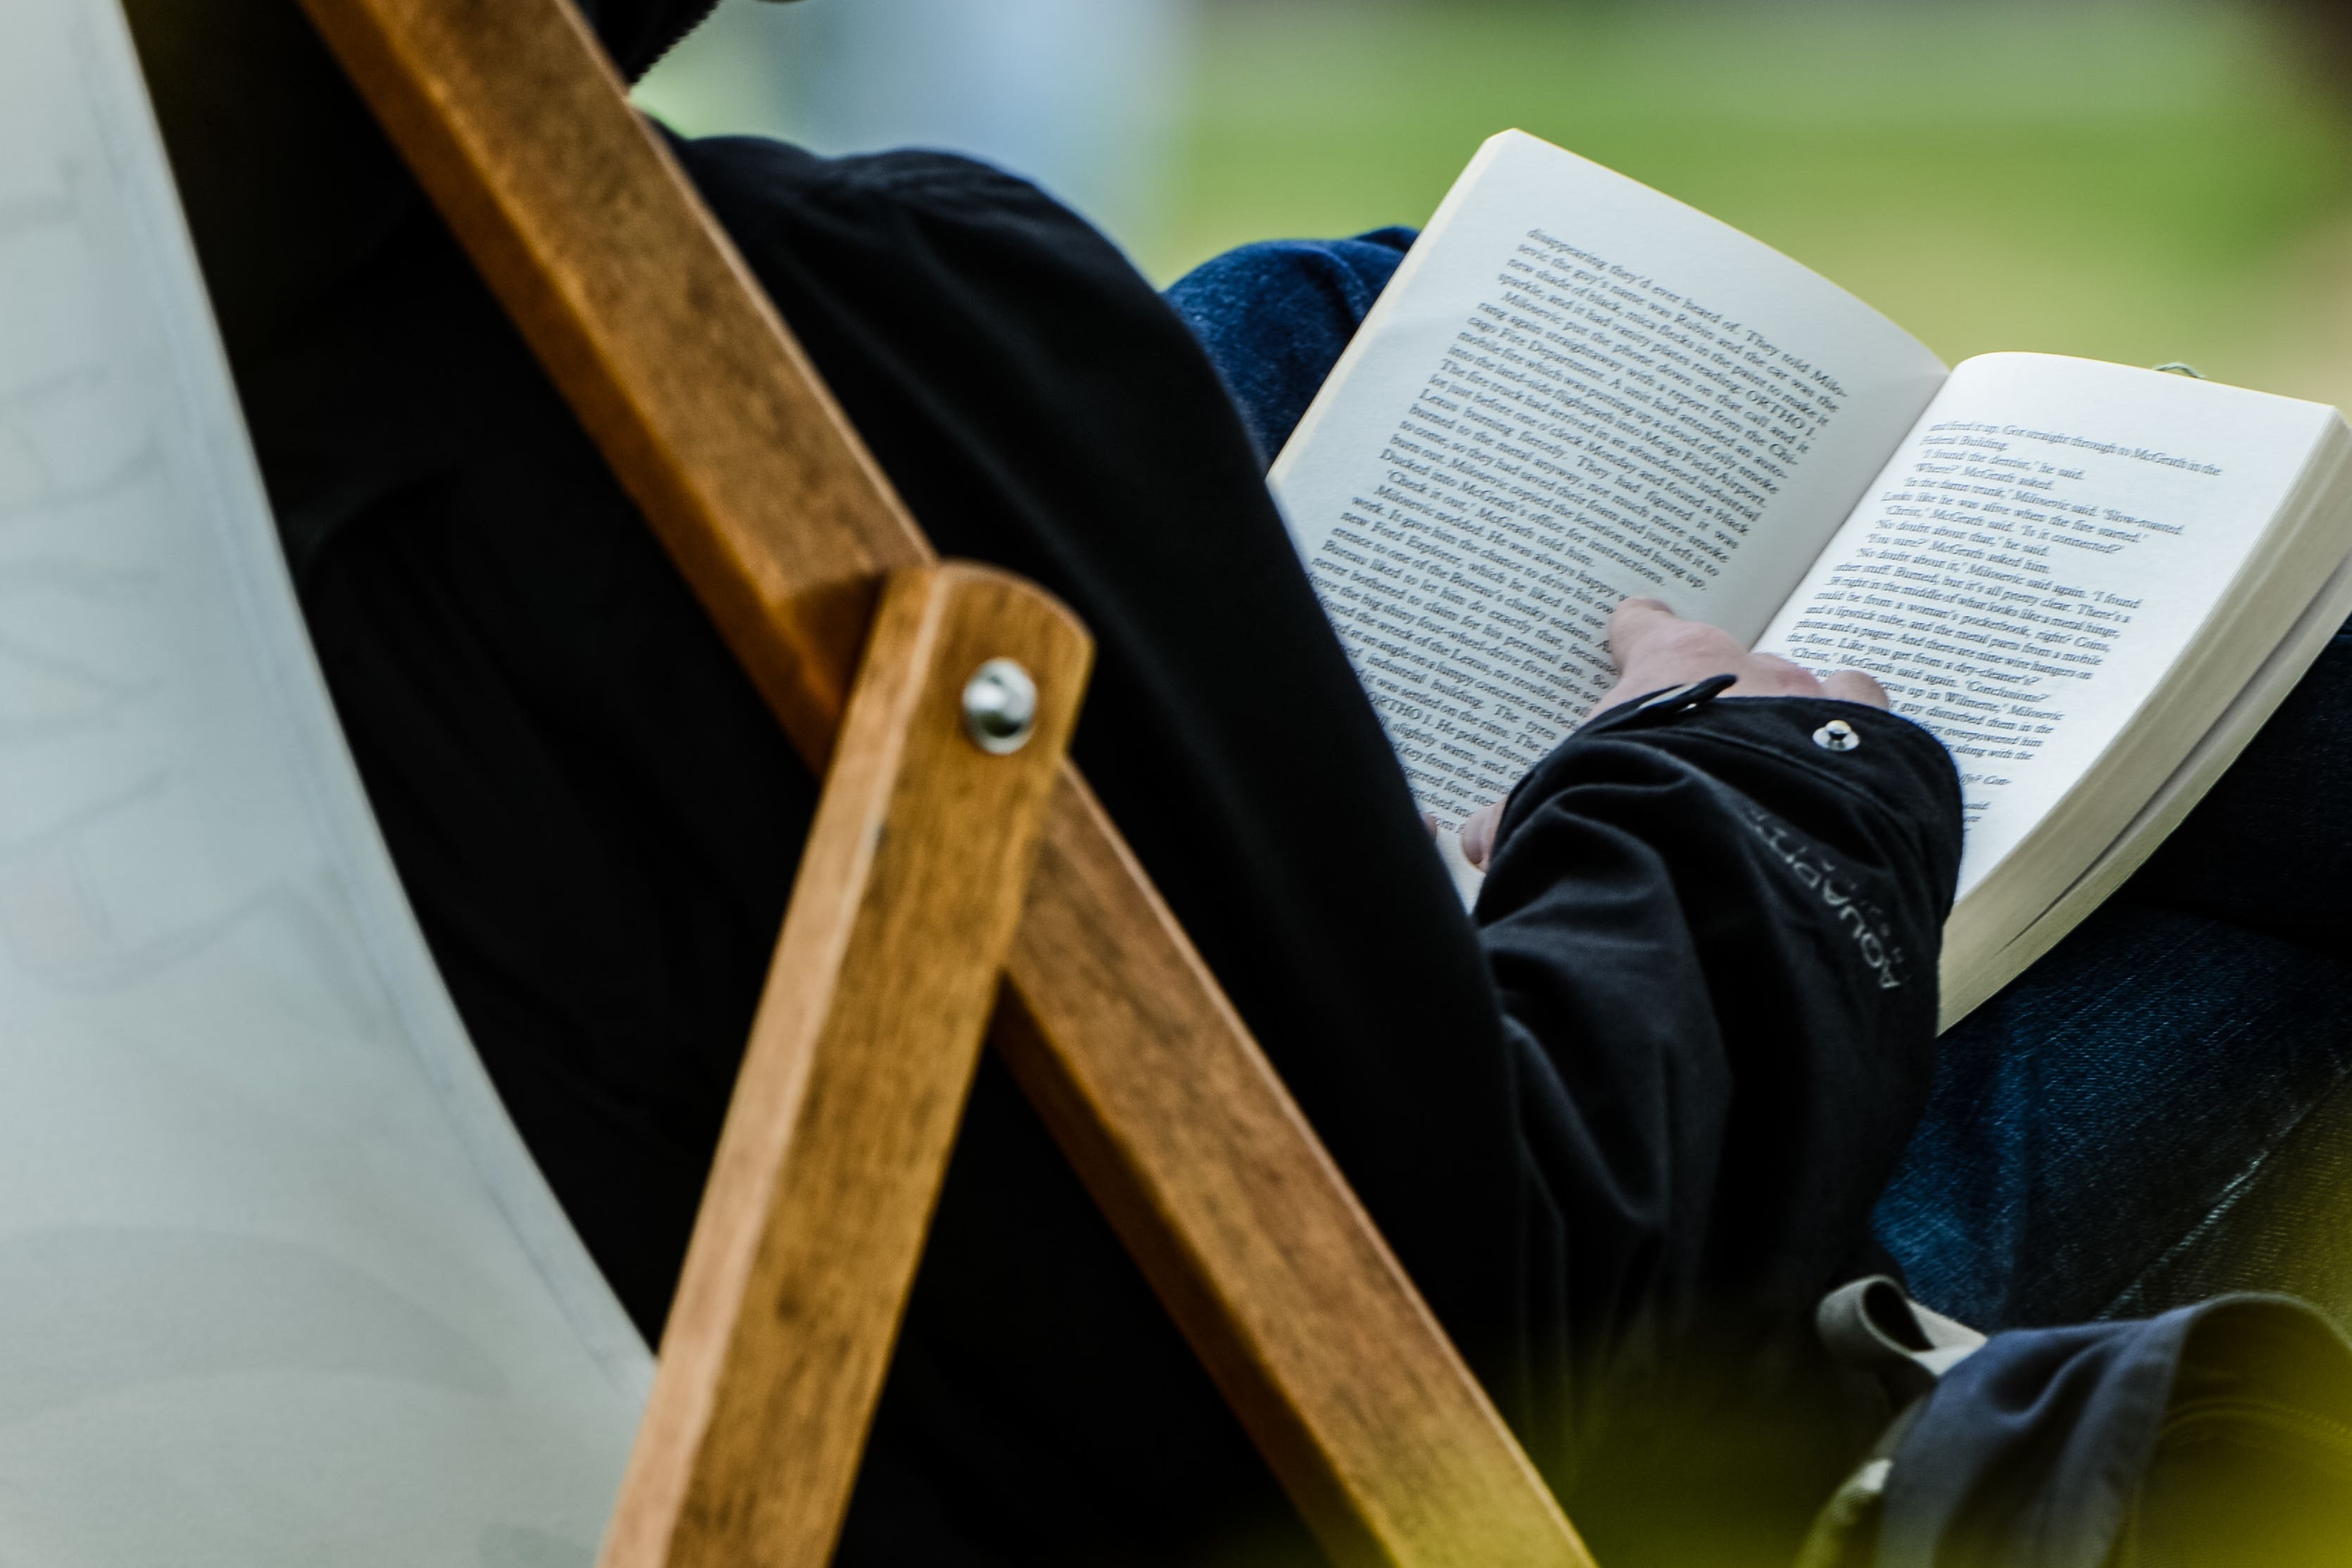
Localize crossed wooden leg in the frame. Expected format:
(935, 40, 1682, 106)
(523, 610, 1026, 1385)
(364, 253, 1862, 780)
(600, 564, 1089, 1568)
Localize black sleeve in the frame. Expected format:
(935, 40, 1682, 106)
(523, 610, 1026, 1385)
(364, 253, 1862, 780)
(1477, 679, 1962, 1557)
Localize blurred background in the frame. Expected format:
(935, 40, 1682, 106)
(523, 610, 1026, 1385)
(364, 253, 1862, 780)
(636, 0, 2352, 408)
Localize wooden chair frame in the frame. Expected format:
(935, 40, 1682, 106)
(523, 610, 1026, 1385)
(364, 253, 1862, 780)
(290, 2, 1596, 1564)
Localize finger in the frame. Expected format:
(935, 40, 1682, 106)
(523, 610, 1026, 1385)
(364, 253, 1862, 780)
(1608, 601, 1749, 686)
(1820, 669, 1891, 709)
(1726, 651, 1825, 699)
(1460, 802, 1503, 870)
(1725, 651, 1796, 693)
(1603, 596, 1678, 666)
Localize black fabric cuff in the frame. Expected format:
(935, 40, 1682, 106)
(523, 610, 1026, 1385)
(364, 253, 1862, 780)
(1504, 679, 1966, 910)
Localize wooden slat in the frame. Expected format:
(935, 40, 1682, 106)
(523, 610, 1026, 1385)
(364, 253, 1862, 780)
(601, 563, 1090, 1568)
(994, 780, 1580, 1567)
(311, 0, 929, 767)
(294, 1, 1594, 1563)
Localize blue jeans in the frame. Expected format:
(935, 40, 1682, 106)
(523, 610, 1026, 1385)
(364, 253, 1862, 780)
(1168, 232, 2352, 1333)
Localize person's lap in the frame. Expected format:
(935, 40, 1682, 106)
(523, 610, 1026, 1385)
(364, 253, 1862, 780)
(1882, 615, 2352, 1327)
(1167, 230, 2352, 1334)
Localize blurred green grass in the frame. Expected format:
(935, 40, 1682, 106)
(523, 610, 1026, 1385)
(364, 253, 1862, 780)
(1152, 1, 2352, 401)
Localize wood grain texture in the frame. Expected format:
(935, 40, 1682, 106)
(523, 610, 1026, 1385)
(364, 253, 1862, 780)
(600, 563, 1091, 1568)
(294, 1, 1596, 1563)
(996, 775, 1587, 1568)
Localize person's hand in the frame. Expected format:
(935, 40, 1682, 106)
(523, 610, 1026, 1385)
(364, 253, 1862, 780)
(1592, 596, 1887, 715)
(1456, 598, 1887, 870)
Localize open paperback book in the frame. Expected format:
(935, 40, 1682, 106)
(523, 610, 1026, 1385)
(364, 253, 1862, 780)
(1271, 130, 2352, 1027)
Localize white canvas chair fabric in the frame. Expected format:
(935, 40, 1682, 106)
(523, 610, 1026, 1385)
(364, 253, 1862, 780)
(0, 0, 647, 1558)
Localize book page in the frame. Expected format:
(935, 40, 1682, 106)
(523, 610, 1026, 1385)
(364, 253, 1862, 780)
(1758, 353, 2341, 902)
(1941, 535, 2352, 1026)
(0, 0, 644, 1559)
(1271, 130, 1947, 827)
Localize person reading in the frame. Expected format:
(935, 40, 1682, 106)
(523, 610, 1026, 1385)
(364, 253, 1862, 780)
(1175, 218, 2352, 1343)
(118, 0, 2352, 1562)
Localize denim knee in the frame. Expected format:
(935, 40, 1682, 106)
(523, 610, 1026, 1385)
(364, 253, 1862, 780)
(1164, 228, 1416, 464)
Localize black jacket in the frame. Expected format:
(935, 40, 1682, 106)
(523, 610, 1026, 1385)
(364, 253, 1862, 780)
(223, 2, 1964, 1561)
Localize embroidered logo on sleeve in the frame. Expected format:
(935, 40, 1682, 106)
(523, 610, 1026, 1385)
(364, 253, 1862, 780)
(1744, 808, 1908, 991)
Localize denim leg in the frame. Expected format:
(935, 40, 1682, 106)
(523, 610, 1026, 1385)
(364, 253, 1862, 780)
(2099, 1065, 2352, 1328)
(1873, 903, 2352, 1329)
(1879, 629, 2352, 1329)
(1163, 228, 1415, 466)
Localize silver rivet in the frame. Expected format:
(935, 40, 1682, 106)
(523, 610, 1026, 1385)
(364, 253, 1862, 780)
(1813, 719, 1860, 753)
(963, 659, 1038, 754)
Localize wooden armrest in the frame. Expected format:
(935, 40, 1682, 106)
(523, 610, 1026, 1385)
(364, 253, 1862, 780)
(296, 1, 1594, 1564)
(605, 563, 1089, 1568)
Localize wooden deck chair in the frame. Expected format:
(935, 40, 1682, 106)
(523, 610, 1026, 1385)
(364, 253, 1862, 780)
(1, 0, 1586, 1561)
(287, 1, 1601, 1567)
